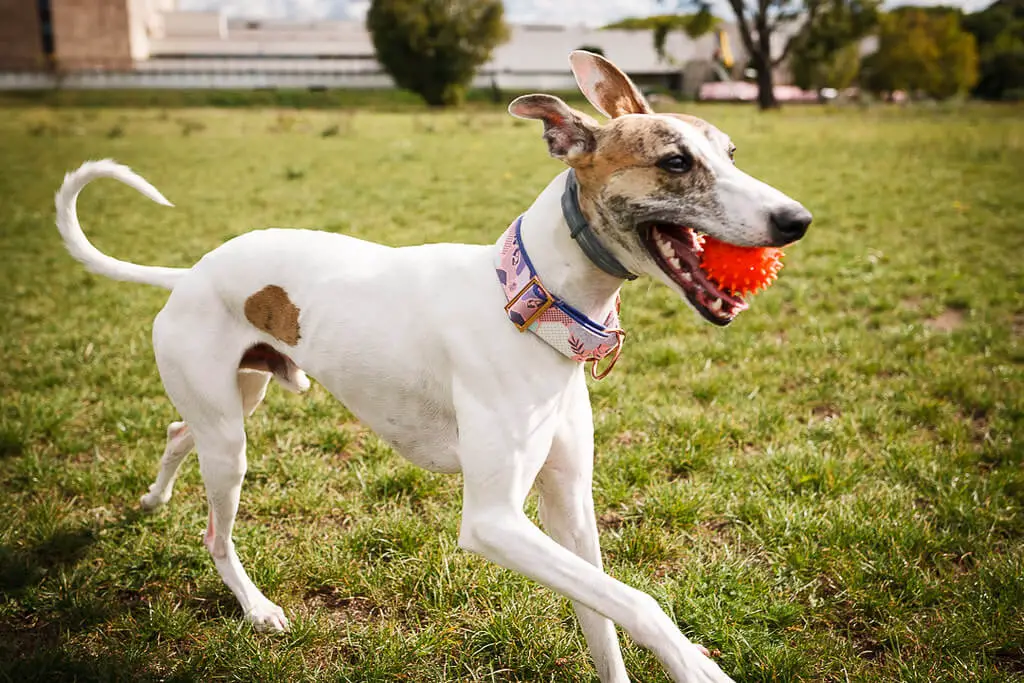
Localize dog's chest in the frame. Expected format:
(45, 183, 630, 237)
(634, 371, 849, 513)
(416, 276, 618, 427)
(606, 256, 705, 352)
(315, 366, 461, 474)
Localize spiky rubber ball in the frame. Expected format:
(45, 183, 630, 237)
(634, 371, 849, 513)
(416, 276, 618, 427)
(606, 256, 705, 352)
(699, 236, 784, 296)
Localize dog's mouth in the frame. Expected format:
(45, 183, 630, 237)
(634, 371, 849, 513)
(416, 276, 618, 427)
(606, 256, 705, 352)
(641, 223, 749, 326)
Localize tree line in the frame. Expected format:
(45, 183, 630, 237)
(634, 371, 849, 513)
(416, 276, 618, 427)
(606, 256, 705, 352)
(364, 0, 1023, 109)
(800, 1, 1022, 103)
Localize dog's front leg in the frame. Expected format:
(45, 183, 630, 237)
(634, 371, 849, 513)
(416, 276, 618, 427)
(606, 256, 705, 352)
(453, 377, 733, 683)
(535, 380, 629, 682)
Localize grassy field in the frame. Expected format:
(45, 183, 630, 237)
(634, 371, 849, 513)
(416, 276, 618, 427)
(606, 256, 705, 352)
(0, 100, 1022, 682)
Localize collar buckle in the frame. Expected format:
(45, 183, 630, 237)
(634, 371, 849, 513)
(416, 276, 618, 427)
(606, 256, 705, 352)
(504, 276, 555, 332)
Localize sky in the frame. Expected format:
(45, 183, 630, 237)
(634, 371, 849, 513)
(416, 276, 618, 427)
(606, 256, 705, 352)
(178, 0, 996, 25)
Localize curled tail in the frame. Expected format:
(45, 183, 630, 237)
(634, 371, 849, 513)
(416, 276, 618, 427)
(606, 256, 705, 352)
(55, 160, 185, 290)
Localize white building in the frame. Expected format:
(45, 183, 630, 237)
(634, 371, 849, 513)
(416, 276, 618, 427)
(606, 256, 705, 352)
(0, 4, 796, 93)
(134, 12, 732, 92)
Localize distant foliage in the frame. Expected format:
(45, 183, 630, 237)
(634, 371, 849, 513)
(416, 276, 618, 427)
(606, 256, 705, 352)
(863, 8, 979, 99)
(604, 13, 717, 34)
(963, 0, 1024, 100)
(605, 11, 718, 61)
(367, 0, 509, 107)
(789, 0, 880, 90)
(792, 42, 862, 91)
(576, 45, 605, 56)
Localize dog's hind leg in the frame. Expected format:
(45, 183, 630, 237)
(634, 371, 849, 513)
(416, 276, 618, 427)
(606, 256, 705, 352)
(195, 412, 288, 632)
(140, 420, 195, 511)
(154, 311, 288, 632)
(139, 364, 275, 513)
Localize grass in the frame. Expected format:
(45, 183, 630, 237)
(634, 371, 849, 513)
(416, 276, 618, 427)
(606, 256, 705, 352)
(0, 87, 588, 111)
(0, 100, 1022, 682)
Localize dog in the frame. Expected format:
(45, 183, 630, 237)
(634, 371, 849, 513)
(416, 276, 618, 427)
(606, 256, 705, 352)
(54, 51, 810, 683)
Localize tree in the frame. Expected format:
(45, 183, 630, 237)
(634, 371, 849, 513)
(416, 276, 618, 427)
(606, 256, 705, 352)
(606, 13, 719, 61)
(789, 0, 879, 90)
(963, 0, 1024, 100)
(720, 0, 810, 109)
(656, 0, 872, 110)
(366, 0, 508, 107)
(791, 41, 861, 90)
(862, 9, 979, 99)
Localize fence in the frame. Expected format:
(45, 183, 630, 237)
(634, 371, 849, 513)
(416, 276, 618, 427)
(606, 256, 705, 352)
(0, 58, 579, 92)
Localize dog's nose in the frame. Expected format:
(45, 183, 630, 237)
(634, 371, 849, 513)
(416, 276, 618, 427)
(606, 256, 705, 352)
(770, 205, 812, 244)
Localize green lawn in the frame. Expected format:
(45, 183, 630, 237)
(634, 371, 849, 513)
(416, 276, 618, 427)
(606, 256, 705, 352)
(0, 101, 1022, 682)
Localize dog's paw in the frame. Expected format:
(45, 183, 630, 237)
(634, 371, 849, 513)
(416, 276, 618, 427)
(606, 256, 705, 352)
(683, 645, 734, 683)
(245, 600, 289, 632)
(140, 490, 169, 512)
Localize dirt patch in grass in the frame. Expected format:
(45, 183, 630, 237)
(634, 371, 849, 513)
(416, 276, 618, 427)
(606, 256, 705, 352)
(925, 306, 966, 332)
(611, 430, 648, 447)
(990, 647, 1024, 675)
(598, 510, 625, 530)
(969, 409, 991, 444)
(812, 404, 842, 420)
(302, 587, 386, 627)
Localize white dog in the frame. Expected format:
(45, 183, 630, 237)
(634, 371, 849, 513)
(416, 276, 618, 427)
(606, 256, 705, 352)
(55, 52, 810, 683)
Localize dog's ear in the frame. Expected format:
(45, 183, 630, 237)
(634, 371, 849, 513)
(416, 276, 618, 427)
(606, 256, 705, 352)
(569, 50, 654, 119)
(508, 94, 599, 164)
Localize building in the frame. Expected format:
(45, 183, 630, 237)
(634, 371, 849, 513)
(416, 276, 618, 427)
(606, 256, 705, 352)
(0, 3, 795, 93)
(0, 0, 45, 71)
(0, 0, 174, 72)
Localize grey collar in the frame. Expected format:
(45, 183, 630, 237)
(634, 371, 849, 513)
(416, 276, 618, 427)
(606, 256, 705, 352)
(561, 170, 637, 281)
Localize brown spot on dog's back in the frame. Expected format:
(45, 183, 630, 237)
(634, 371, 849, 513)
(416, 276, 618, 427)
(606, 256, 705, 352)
(245, 285, 301, 345)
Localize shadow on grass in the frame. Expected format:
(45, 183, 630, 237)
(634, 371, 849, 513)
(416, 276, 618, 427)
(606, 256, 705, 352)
(0, 429, 25, 459)
(0, 526, 96, 594)
(0, 630, 168, 683)
(0, 511, 185, 682)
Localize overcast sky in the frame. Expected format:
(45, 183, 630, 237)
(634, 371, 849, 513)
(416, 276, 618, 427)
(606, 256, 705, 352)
(178, 0, 996, 25)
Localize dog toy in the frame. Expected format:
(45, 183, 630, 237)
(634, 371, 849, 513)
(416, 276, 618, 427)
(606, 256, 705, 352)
(699, 236, 784, 296)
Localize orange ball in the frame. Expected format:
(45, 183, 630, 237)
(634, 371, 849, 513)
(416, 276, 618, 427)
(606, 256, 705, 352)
(699, 236, 784, 296)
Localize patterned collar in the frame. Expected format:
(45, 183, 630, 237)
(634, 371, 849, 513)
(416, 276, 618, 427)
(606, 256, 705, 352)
(495, 216, 625, 380)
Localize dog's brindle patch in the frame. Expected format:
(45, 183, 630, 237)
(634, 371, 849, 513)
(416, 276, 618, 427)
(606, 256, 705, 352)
(572, 114, 728, 259)
(244, 285, 301, 346)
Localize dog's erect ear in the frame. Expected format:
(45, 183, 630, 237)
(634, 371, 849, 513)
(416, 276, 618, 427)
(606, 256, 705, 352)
(508, 94, 599, 163)
(569, 50, 654, 119)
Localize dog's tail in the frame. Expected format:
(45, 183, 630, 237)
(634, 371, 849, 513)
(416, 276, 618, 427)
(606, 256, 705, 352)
(55, 160, 185, 290)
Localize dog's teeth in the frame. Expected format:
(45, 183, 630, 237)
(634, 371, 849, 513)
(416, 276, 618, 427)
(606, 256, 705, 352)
(681, 272, 693, 283)
(710, 299, 723, 312)
(658, 240, 674, 258)
(669, 256, 681, 270)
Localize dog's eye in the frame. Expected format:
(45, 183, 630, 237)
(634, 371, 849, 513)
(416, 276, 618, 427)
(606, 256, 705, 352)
(657, 153, 693, 174)
(729, 146, 736, 161)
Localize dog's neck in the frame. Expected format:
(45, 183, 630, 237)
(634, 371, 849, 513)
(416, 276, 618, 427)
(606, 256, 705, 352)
(519, 170, 624, 323)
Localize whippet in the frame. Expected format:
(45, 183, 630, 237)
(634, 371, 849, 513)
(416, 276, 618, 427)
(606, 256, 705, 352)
(54, 51, 810, 683)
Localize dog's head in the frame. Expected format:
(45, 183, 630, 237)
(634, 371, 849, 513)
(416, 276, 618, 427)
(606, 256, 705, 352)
(509, 51, 812, 326)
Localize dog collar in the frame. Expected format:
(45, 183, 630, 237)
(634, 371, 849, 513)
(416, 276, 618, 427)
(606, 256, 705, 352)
(562, 170, 637, 281)
(495, 216, 625, 379)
